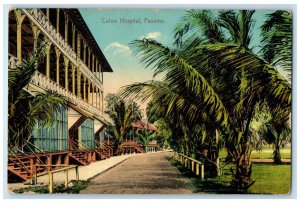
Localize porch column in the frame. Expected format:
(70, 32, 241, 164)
(101, 92, 104, 113)
(83, 77, 86, 101)
(88, 81, 91, 104)
(77, 34, 81, 57)
(77, 68, 81, 97)
(91, 85, 94, 106)
(64, 56, 70, 90)
(55, 48, 61, 84)
(98, 89, 101, 109)
(83, 44, 87, 64)
(88, 49, 91, 70)
(45, 40, 52, 78)
(31, 23, 40, 51)
(56, 9, 60, 32)
(15, 9, 25, 61)
(72, 64, 76, 94)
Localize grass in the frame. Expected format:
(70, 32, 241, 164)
(249, 164, 291, 194)
(13, 180, 90, 194)
(170, 158, 291, 194)
(219, 146, 291, 159)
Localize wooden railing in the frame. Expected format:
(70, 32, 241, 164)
(173, 152, 205, 180)
(96, 141, 113, 156)
(34, 165, 79, 193)
(122, 140, 144, 153)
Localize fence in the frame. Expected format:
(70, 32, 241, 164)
(32, 165, 79, 193)
(173, 152, 205, 180)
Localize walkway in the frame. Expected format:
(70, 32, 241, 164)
(8, 154, 135, 192)
(80, 151, 193, 194)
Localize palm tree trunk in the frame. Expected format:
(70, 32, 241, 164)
(273, 136, 282, 164)
(232, 102, 255, 191)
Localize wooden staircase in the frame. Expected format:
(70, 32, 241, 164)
(69, 150, 89, 165)
(95, 141, 113, 160)
(69, 139, 91, 165)
(122, 141, 144, 154)
(8, 145, 48, 182)
(8, 155, 33, 181)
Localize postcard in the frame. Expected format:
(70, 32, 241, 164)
(7, 7, 292, 195)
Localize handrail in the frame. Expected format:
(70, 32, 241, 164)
(32, 163, 79, 193)
(25, 140, 48, 157)
(8, 149, 32, 174)
(23, 141, 46, 166)
(174, 152, 205, 180)
(70, 139, 91, 151)
(69, 139, 89, 163)
(36, 165, 77, 177)
(96, 141, 113, 156)
(177, 152, 203, 165)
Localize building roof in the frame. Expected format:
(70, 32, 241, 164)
(64, 9, 113, 72)
(131, 120, 157, 131)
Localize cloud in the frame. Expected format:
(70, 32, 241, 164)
(139, 31, 162, 40)
(104, 42, 132, 56)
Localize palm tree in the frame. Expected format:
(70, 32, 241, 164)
(120, 10, 291, 191)
(8, 49, 67, 151)
(104, 93, 141, 155)
(260, 10, 292, 80)
(252, 105, 291, 164)
(173, 9, 291, 189)
(135, 129, 156, 152)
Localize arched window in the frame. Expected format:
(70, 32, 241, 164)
(59, 9, 65, 39)
(21, 16, 34, 59)
(80, 75, 84, 99)
(59, 54, 65, 88)
(37, 34, 46, 75)
(9, 10, 17, 57)
(67, 20, 72, 46)
(68, 61, 73, 93)
(49, 44, 57, 82)
(49, 9, 57, 28)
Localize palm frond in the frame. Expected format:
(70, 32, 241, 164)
(173, 9, 226, 47)
(129, 39, 230, 126)
(260, 10, 292, 79)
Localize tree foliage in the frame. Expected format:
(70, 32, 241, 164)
(8, 48, 67, 150)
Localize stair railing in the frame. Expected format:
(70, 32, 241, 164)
(8, 149, 32, 174)
(69, 139, 89, 162)
(97, 141, 113, 156)
(23, 140, 47, 167)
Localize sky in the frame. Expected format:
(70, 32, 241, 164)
(79, 9, 289, 111)
(79, 9, 186, 100)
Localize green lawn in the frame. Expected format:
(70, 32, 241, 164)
(249, 164, 291, 194)
(219, 146, 291, 159)
(172, 159, 291, 194)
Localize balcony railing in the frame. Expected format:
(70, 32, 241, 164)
(22, 8, 103, 91)
(31, 71, 103, 117)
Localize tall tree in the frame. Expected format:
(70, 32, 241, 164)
(120, 10, 291, 191)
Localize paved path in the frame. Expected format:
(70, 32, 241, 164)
(8, 154, 135, 192)
(251, 158, 291, 164)
(80, 151, 193, 194)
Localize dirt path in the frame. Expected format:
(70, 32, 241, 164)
(80, 151, 194, 194)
